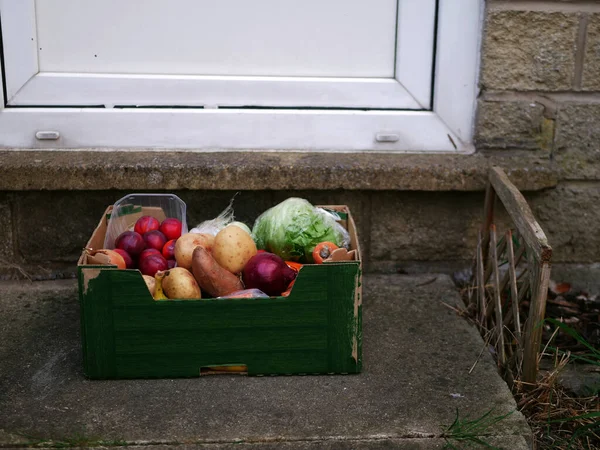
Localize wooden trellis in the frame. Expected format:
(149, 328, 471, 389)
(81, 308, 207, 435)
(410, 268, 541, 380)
(470, 167, 552, 388)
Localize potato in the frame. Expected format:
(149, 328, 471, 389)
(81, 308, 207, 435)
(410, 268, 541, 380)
(212, 225, 258, 273)
(174, 233, 215, 270)
(161, 267, 201, 299)
(142, 274, 156, 297)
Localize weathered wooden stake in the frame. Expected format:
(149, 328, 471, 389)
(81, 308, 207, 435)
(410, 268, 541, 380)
(490, 225, 506, 367)
(469, 167, 552, 388)
(477, 230, 486, 326)
(506, 230, 522, 343)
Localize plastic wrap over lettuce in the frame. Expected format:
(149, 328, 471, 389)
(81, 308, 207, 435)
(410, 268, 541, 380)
(252, 198, 350, 263)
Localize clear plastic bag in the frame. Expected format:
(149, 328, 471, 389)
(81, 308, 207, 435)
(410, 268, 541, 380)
(103, 193, 188, 249)
(217, 289, 269, 299)
(189, 199, 234, 236)
(252, 197, 351, 263)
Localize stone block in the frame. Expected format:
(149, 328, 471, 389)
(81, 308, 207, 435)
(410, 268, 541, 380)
(475, 100, 551, 150)
(370, 192, 484, 264)
(0, 151, 559, 192)
(554, 103, 600, 180)
(0, 196, 14, 261)
(367, 183, 600, 269)
(481, 11, 578, 91)
(527, 183, 600, 263)
(582, 14, 600, 90)
(15, 192, 119, 263)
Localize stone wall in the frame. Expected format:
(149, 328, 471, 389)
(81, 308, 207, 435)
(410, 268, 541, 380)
(1, 1, 599, 280)
(1, 186, 595, 280)
(0, 151, 558, 279)
(1, 190, 484, 279)
(475, 0, 600, 281)
(479, 2, 600, 175)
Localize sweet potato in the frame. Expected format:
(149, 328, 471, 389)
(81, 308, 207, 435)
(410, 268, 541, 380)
(191, 246, 243, 297)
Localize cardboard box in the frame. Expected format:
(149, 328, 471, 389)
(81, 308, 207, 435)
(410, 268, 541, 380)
(78, 205, 362, 379)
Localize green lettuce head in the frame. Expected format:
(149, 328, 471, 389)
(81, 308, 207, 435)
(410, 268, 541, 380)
(252, 198, 348, 263)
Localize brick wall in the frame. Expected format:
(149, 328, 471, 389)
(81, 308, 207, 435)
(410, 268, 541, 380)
(476, 1, 600, 271)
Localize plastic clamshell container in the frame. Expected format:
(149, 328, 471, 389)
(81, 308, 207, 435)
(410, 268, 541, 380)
(103, 193, 188, 249)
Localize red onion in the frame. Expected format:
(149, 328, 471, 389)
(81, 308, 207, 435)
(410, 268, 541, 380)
(242, 252, 297, 296)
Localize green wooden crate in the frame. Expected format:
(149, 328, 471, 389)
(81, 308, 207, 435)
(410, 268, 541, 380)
(77, 205, 362, 379)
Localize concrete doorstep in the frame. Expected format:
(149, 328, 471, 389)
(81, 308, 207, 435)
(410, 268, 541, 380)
(0, 274, 531, 449)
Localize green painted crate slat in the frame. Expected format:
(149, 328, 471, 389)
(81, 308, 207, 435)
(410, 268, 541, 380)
(114, 350, 331, 378)
(114, 326, 328, 354)
(78, 204, 362, 379)
(79, 262, 361, 379)
(113, 300, 327, 331)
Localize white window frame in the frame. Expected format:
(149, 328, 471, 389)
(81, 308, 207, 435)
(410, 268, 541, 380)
(0, 0, 483, 152)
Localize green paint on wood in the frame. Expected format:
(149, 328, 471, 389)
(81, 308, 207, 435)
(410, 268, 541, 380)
(355, 267, 363, 372)
(356, 303, 363, 372)
(79, 267, 117, 378)
(78, 261, 361, 379)
(326, 263, 359, 373)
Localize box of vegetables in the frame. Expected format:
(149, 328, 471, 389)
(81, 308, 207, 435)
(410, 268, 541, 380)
(77, 195, 362, 379)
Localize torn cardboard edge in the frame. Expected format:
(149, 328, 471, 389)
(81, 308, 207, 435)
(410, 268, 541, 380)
(84, 250, 116, 266)
(321, 205, 362, 365)
(324, 248, 357, 262)
(78, 206, 113, 266)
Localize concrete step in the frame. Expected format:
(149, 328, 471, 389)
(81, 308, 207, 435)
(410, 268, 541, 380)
(0, 274, 531, 449)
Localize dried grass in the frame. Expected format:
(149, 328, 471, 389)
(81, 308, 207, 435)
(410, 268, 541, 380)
(461, 276, 600, 449)
(513, 351, 599, 449)
(464, 168, 599, 448)
(0, 257, 33, 280)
